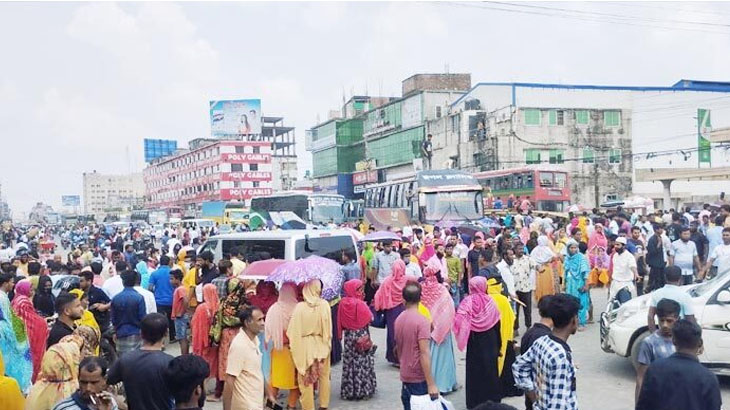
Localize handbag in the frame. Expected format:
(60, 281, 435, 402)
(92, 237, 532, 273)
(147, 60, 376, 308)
(370, 306, 386, 329)
(354, 334, 374, 353)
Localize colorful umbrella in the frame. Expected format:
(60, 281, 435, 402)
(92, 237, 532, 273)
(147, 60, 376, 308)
(240, 259, 287, 280)
(359, 230, 401, 242)
(266, 255, 343, 301)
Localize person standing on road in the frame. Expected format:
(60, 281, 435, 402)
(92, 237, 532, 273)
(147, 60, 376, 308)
(337, 279, 376, 401)
(668, 227, 700, 286)
(51, 356, 118, 410)
(374, 258, 413, 366)
(635, 298, 680, 403)
(702, 227, 730, 280)
(107, 313, 174, 410)
(511, 244, 537, 334)
(47, 291, 83, 348)
(265, 282, 301, 408)
(647, 266, 696, 332)
(563, 240, 590, 331)
(453, 277, 503, 408)
(609, 237, 639, 301)
(636, 319, 722, 410)
(519, 296, 554, 410)
(513, 293, 580, 410)
(646, 224, 668, 292)
(149, 255, 176, 343)
(163, 354, 209, 410)
(110, 271, 146, 354)
(394, 281, 439, 410)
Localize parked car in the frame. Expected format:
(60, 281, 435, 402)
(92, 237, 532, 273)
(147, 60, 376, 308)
(600, 268, 730, 375)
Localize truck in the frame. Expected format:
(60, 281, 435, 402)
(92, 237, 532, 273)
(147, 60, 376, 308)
(201, 201, 249, 226)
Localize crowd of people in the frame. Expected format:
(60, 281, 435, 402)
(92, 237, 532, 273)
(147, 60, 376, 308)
(0, 202, 727, 410)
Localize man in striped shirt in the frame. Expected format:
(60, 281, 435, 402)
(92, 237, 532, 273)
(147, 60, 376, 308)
(52, 356, 118, 410)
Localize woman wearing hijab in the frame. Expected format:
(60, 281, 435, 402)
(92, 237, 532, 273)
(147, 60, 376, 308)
(250, 280, 280, 383)
(287, 279, 332, 410)
(373, 259, 411, 365)
(0, 283, 32, 393)
(419, 235, 436, 266)
(11, 278, 48, 382)
(265, 282, 300, 409)
(420, 260, 458, 394)
(564, 239, 591, 330)
(525, 231, 539, 253)
(587, 223, 611, 287)
(337, 279, 376, 401)
(33, 275, 55, 317)
(25, 334, 86, 410)
(192, 283, 221, 401)
(0, 351, 24, 410)
(210, 277, 248, 385)
(453, 277, 502, 407)
(530, 235, 557, 302)
(486, 277, 515, 376)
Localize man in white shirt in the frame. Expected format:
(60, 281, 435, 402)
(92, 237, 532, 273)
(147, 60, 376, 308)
(133, 272, 157, 315)
(102, 261, 128, 299)
(610, 237, 639, 300)
(399, 248, 422, 278)
(668, 227, 700, 285)
(495, 248, 517, 300)
(702, 227, 730, 279)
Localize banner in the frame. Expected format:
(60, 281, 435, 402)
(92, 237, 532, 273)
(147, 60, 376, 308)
(220, 188, 273, 200)
(221, 171, 272, 182)
(222, 153, 271, 163)
(698, 108, 712, 166)
(210, 99, 262, 136)
(61, 195, 80, 206)
(352, 170, 378, 185)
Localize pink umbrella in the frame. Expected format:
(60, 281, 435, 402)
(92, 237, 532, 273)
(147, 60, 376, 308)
(240, 259, 287, 280)
(266, 255, 343, 301)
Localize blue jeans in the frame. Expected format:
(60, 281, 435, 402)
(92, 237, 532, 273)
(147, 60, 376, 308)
(401, 381, 428, 410)
(449, 283, 461, 308)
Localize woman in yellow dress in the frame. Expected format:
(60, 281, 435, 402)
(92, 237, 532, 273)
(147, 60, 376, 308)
(0, 351, 24, 410)
(530, 235, 558, 301)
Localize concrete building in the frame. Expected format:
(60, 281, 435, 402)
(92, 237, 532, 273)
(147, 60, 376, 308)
(430, 80, 730, 208)
(262, 116, 298, 192)
(83, 171, 145, 219)
(143, 139, 273, 214)
(306, 74, 470, 197)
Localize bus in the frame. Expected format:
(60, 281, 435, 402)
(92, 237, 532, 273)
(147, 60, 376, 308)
(473, 167, 571, 212)
(363, 169, 484, 228)
(250, 192, 346, 225)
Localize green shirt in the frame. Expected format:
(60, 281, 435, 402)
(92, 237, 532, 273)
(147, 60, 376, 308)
(445, 255, 462, 283)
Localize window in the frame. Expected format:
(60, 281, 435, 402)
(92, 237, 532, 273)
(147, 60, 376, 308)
(557, 110, 564, 125)
(575, 110, 589, 125)
(253, 146, 260, 154)
(554, 173, 566, 188)
(525, 149, 541, 164)
(231, 164, 243, 172)
(435, 106, 442, 118)
(253, 181, 260, 188)
(549, 149, 564, 164)
(523, 109, 540, 126)
(539, 172, 553, 187)
(250, 164, 258, 171)
(548, 110, 563, 126)
(582, 148, 595, 164)
(609, 148, 622, 164)
(604, 111, 621, 127)
(235, 146, 245, 153)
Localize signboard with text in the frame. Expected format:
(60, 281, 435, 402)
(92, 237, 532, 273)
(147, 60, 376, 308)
(698, 108, 712, 166)
(221, 171, 272, 182)
(61, 195, 80, 206)
(222, 153, 271, 163)
(352, 170, 378, 185)
(220, 188, 273, 200)
(210, 99, 262, 137)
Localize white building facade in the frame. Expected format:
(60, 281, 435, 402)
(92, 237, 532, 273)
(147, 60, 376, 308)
(83, 171, 145, 219)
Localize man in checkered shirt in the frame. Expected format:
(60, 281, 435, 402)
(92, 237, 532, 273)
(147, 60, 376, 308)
(513, 294, 581, 410)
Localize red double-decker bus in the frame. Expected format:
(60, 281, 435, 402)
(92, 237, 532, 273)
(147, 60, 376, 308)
(473, 167, 571, 212)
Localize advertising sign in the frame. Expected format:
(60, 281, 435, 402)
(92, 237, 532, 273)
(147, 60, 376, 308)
(61, 195, 80, 206)
(401, 95, 422, 129)
(352, 170, 378, 185)
(144, 139, 177, 163)
(698, 108, 712, 166)
(222, 153, 271, 163)
(220, 188, 273, 200)
(221, 171, 273, 182)
(210, 99, 262, 136)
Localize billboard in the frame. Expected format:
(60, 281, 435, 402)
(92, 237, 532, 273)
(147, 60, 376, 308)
(144, 139, 178, 163)
(61, 195, 80, 206)
(210, 99, 262, 137)
(698, 108, 712, 166)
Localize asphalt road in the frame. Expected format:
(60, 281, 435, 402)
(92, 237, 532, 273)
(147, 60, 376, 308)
(183, 287, 729, 410)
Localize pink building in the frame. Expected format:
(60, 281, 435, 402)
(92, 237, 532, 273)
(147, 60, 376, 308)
(144, 138, 273, 212)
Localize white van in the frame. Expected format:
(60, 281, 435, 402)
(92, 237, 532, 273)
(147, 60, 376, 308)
(199, 229, 359, 264)
(600, 268, 730, 375)
(180, 218, 216, 230)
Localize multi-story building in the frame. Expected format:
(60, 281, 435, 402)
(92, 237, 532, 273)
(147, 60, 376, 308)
(306, 74, 471, 197)
(429, 80, 730, 207)
(144, 139, 273, 213)
(83, 171, 145, 219)
(262, 116, 298, 192)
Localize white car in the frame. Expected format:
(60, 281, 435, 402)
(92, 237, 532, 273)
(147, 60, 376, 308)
(600, 269, 730, 376)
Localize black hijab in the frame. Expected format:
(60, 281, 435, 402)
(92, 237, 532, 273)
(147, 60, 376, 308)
(33, 275, 55, 317)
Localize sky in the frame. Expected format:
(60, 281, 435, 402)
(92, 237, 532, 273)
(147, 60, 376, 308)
(3, 1, 730, 216)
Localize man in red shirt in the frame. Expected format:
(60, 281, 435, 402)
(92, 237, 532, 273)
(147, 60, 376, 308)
(394, 281, 438, 410)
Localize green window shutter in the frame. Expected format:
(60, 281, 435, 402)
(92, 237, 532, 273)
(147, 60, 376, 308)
(523, 109, 541, 126)
(582, 148, 594, 164)
(604, 111, 620, 127)
(548, 110, 557, 126)
(609, 148, 622, 164)
(576, 110, 589, 125)
(525, 149, 541, 164)
(549, 149, 564, 164)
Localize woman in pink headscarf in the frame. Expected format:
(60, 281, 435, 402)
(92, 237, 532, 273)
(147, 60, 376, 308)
(264, 282, 300, 408)
(453, 276, 502, 407)
(587, 223, 610, 287)
(374, 259, 413, 365)
(11, 278, 48, 382)
(191, 284, 220, 401)
(419, 234, 436, 266)
(421, 259, 458, 394)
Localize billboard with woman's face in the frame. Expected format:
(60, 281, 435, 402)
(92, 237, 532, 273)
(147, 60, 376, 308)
(210, 99, 262, 136)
